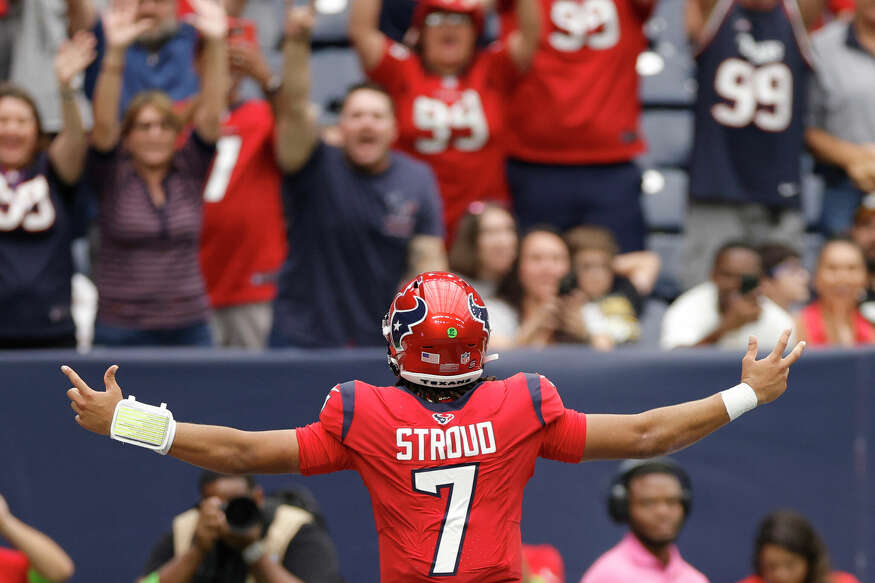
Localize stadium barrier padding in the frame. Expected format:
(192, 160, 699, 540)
(0, 346, 871, 583)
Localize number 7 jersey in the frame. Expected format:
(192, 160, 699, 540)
(295, 373, 588, 582)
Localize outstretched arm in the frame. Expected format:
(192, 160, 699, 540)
(0, 495, 75, 583)
(507, 0, 541, 71)
(62, 366, 301, 474)
(348, 0, 386, 71)
(581, 330, 805, 460)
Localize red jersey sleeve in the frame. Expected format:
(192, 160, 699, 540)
(539, 409, 588, 463)
(296, 421, 355, 475)
(0, 547, 30, 582)
(316, 382, 356, 442)
(535, 374, 566, 426)
(367, 38, 416, 95)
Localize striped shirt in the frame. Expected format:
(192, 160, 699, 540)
(87, 133, 215, 329)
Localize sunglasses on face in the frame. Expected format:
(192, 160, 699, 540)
(424, 12, 472, 27)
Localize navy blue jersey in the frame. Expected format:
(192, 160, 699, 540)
(271, 143, 444, 348)
(689, 0, 812, 207)
(0, 152, 76, 340)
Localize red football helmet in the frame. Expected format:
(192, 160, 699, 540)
(411, 0, 486, 36)
(382, 272, 496, 388)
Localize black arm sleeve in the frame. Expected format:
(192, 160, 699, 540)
(142, 531, 175, 576)
(281, 522, 344, 583)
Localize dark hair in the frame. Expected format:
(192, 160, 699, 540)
(341, 81, 395, 115)
(495, 224, 568, 312)
(713, 240, 760, 268)
(449, 201, 515, 279)
(759, 243, 801, 277)
(0, 83, 48, 159)
(753, 510, 831, 583)
(198, 471, 256, 496)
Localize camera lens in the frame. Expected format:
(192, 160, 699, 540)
(224, 496, 262, 532)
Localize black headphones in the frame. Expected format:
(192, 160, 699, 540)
(607, 457, 693, 524)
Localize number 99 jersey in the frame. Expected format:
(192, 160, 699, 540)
(689, 0, 812, 207)
(295, 373, 588, 582)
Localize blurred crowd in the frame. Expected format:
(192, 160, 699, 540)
(1, 0, 875, 352)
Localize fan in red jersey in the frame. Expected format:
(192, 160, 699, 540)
(348, 0, 540, 244)
(498, 0, 654, 253)
(65, 272, 805, 582)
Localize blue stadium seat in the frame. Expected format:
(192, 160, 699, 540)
(311, 48, 365, 124)
(638, 109, 694, 167)
(313, 0, 351, 45)
(801, 172, 824, 230)
(639, 0, 696, 106)
(641, 168, 687, 232)
(647, 233, 685, 301)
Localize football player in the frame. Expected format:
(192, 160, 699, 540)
(63, 271, 805, 582)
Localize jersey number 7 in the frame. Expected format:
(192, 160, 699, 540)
(411, 463, 480, 576)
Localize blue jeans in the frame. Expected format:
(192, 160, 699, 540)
(94, 321, 214, 347)
(819, 176, 864, 237)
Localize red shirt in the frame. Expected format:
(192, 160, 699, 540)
(0, 548, 28, 583)
(368, 39, 517, 241)
(523, 543, 565, 583)
(296, 373, 588, 582)
(736, 573, 861, 583)
(500, 0, 651, 164)
(199, 100, 287, 308)
(800, 302, 874, 347)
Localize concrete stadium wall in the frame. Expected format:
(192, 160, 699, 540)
(0, 346, 870, 583)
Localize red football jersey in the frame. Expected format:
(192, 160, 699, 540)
(297, 373, 588, 582)
(199, 100, 287, 308)
(368, 39, 517, 242)
(500, 0, 651, 164)
(0, 547, 29, 583)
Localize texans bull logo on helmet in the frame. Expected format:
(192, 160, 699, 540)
(390, 296, 428, 350)
(468, 293, 490, 335)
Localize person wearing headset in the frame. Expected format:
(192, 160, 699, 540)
(579, 458, 709, 583)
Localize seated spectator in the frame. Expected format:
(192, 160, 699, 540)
(735, 510, 860, 583)
(490, 226, 588, 349)
(805, 0, 875, 236)
(270, 5, 447, 348)
(759, 243, 812, 313)
(449, 201, 518, 302)
(523, 543, 564, 583)
(661, 241, 795, 349)
(850, 194, 875, 324)
(349, 0, 539, 243)
(0, 493, 75, 582)
(69, 0, 201, 111)
(796, 238, 873, 346)
(194, 20, 286, 350)
(0, 33, 95, 349)
(580, 458, 708, 583)
(140, 472, 342, 583)
(86, 0, 228, 347)
(565, 226, 651, 350)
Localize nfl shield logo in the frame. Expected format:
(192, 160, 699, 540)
(432, 413, 454, 425)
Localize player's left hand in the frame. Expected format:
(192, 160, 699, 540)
(62, 365, 124, 435)
(740, 329, 806, 405)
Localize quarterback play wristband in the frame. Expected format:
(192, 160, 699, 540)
(720, 383, 758, 421)
(110, 396, 176, 455)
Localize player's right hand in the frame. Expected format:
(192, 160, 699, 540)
(740, 330, 806, 405)
(62, 365, 124, 436)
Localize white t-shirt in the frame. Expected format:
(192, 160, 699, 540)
(660, 281, 795, 350)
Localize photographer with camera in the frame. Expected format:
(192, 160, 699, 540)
(139, 472, 342, 583)
(661, 242, 796, 350)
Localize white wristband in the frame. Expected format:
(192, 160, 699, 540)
(720, 383, 758, 421)
(110, 396, 177, 455)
